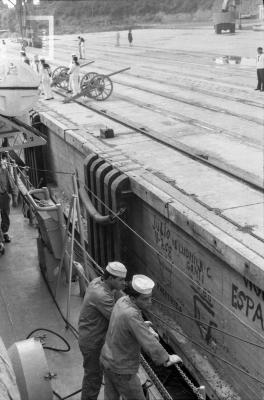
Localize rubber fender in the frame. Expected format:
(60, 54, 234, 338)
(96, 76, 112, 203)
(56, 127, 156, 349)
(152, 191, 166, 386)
(79, 185, 113, 225)
(8, 338, 53, 400)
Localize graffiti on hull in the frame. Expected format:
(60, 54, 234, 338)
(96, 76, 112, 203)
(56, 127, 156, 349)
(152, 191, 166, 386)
(152, 214, 218, 347)
(231, 277, 264, 332)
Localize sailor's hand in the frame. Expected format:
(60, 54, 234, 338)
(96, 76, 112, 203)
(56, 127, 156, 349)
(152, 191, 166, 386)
(164, 354, 182, 367)
(144, 321, 153, 327)
(144, 321, 159, 339)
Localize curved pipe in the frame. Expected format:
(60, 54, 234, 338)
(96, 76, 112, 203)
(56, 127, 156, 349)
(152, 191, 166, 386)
(79, 185, 114, 225)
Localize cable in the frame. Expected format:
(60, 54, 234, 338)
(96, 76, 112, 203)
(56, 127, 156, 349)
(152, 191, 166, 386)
(39, 267, 79, 338)
(148, 309, 264, 390)
(74, 179, 264, 345)
(15, 166, 264, 391)
(64, 205, 264, 351)
(72, 232, 264, 353)
(69, 247, 264, 395)
(152, 298, 264, 350)
(18, 165, 75, 176)
(17, 164, 264, 350)
(26, 328, 71, 352)
(53, 388, 82, 400)
(73, 237, 104, 275)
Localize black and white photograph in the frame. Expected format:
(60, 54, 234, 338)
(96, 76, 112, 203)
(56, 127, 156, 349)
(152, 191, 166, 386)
(0, 1, 263, 399)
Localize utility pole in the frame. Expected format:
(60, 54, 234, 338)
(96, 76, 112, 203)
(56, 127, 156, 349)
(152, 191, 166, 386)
(16, 0, 25, 39)
(238, 0, 242, 29)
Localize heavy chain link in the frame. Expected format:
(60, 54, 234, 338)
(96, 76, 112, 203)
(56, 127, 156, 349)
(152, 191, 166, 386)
(141, 355, 205, 400)
(174, 364, 205, 400)
(140, 355, 174, 400)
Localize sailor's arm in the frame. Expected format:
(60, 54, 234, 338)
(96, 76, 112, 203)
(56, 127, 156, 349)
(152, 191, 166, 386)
(96, 291, 115, 320)
(129, 313, 182, 366)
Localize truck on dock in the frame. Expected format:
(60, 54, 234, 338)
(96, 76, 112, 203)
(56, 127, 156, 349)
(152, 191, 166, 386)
(213, 0, 239, 34)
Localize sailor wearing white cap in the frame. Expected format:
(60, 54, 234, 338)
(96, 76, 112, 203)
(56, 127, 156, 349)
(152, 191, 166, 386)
(39, 58, 53, 100)
(67, 54, 78, 92)
(100, 274, 182, 400)
(77, 36, 85, 59)
(78, 261, 127, 400)
(67, 55, 80, 96)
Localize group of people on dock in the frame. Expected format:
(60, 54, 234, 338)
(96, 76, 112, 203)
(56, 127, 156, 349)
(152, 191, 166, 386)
(115, 29, 133, 47)
(18, 29, 134, 102)
(78, 261, 182, 400)
(20, 50, 82, 100)
(19, 35, 86, 100)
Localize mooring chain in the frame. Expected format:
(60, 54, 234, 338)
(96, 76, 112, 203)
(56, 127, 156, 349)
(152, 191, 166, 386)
(174, 364, 205, 400)
(140, 355, 174, 400)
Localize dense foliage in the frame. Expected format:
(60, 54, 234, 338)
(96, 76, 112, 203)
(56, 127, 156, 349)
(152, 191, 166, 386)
(0, 0, 258, 34)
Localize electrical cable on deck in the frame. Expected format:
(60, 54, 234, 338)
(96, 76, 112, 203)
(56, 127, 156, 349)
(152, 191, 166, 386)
(26, 328, 71, 352)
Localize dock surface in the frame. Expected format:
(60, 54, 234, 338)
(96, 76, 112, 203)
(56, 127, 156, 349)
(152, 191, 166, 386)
(2, 26, 264, 400)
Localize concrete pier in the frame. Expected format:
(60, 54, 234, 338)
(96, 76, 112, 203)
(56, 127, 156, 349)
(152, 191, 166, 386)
(4, 27, 264, 399)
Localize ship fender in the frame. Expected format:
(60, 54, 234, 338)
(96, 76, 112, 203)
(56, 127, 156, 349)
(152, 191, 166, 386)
(8, 338, 53, 400)
(83, 153, 131, 268)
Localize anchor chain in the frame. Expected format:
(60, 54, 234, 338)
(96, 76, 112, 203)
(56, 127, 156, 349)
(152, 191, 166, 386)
(174, 364, 205, 400)
(140, 355, 174, 400)
(141, 355, 205, 400)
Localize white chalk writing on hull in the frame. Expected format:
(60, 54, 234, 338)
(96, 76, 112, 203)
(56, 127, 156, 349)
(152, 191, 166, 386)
(152, 215, 212, 285)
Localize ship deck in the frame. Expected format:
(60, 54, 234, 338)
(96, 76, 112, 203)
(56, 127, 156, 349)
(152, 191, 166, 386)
(0, 207, 99, 399)
(2, 25, 264, 400)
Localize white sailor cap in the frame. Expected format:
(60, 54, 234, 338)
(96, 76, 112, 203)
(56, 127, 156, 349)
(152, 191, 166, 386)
(71, 53, 77, 56)
(106, 261, 127, 278)
(132, 275, 155, 295)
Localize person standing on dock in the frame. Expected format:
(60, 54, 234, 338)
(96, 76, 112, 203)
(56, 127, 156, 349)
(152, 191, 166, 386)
(78, 262, 127, 400)
(78, 36, 85, 59)
(39, 58, 54, 100)
(67, 56, 80, 96)
(115, 31, 120, 47)
(128, 29, 133, 47)
(100, 274, 182, 400)
(20, 50, 30, 65)
(255, 47, 264, 91)
(0, 40, 7, 57)
(32, 54, 40, 74)
(0, 152, 18, 246)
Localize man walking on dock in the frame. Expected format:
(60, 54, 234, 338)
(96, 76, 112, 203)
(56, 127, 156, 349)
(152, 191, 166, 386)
(78, 261, 127, 400)
(78, 36, 85, 59)
(255, 47, 264, 91)
(128, 29, 133, 47)
(0, 152, 18, 246)
(100, 274, 182, 400)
